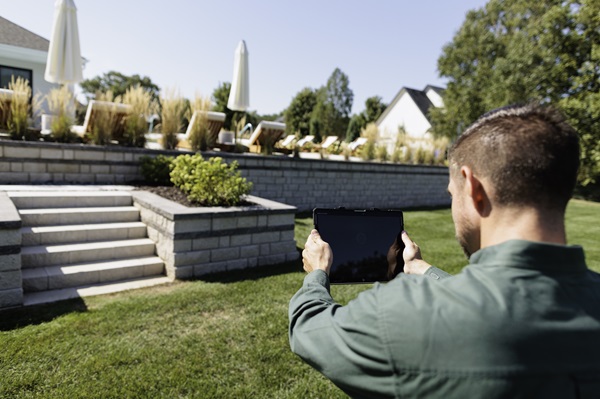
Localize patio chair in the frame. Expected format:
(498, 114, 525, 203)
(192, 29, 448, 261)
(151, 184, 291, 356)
(279, 134, 296, 148)
(348, 137, 368, 152)
(71, 100, 132, 139)
(175, 110, 226, 150)
(320, 135, 339, 150)
(238, 120, 287, 153)
(296, 135, 314, 148)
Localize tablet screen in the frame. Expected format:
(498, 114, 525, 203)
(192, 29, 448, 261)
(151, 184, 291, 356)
(313, 209, 404, 284)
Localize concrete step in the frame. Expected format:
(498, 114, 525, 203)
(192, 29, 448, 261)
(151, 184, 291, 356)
(21, 222, 148, 246)
(7, 191, 132, 209)
(19, 206, 140, 227)
(23, 276, 173, 306)
(22, 256, 165, 292)
(21, 238, 156, 269)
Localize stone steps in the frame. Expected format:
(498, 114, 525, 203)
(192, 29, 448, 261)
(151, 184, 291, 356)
(6, 190, 169, 305)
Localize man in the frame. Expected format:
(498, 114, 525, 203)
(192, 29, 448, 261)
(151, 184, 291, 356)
(289, 103, 600, 398)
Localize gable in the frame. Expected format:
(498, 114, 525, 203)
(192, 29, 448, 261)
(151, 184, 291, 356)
(0, 16, 49, 52)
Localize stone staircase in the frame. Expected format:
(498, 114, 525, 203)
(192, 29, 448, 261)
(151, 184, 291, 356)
(8, 191, 170, 306)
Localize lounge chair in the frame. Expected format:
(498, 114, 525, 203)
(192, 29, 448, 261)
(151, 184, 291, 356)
(296, 135, 314, 148)
(71, 100, 132, 139)
(348, 137, 368, 152)
(175, 111, 226, 150)
(238, 121, 286, 153)
(320, 136, 339, 150)
(279, 134, 296, 148)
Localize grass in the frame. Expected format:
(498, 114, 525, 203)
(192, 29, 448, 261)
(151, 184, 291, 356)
(1, 200, 598, 398)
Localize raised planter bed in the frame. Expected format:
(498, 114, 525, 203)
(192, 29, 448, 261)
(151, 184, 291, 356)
(131, 191, 299, 279)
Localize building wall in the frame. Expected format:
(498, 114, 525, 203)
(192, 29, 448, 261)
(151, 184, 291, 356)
(377, 94, 432, 152)
(0, 53, 59, 119)
(0, 140, 451, 212)
(425, 88, 444, 108)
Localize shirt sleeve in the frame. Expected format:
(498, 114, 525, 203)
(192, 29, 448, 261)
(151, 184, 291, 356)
(288, 270, 395, 397)
(424, 265, 452, 280)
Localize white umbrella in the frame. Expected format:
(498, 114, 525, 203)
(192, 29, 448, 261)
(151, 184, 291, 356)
(227, 40, 249, 112)
(45, 0, 83, 84)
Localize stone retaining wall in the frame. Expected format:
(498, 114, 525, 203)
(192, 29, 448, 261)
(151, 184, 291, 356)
(132, 191, 298, 279)
(0, 140, 450, 211)
(0, 192, 22, 308)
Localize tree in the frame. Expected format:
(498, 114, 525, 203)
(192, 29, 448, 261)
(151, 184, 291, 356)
(345, 96, 387, 142)
(309, 68, 354, 141)
(80, 71, 160, 103)
(284, 87, 317, 137)
(211, 81, 250, 131)
(431, 0, 600, 185)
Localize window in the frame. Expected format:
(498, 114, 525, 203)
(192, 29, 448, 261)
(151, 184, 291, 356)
(0, 65, 32, 89)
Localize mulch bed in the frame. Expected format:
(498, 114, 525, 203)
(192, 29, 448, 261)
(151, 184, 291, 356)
(134, 185, 254, 208)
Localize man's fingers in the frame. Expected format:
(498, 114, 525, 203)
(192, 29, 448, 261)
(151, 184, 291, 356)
(401, 231, 416, 248)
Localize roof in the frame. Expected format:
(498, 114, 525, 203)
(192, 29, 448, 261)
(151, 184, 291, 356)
(376, 85, 445, 125)
(0, 16, 49, 51)
(424, 85, 445, 96)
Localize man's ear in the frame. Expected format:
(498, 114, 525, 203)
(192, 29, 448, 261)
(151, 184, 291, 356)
(461, 166, 489, 216)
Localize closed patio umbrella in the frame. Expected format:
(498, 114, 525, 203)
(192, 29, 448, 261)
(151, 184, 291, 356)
(45, 0, 83, 84)
(227, 40, 250, 112)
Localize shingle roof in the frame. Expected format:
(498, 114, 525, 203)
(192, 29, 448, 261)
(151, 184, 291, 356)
(0, 16, 49, 51)
(404, 88, 435, 121)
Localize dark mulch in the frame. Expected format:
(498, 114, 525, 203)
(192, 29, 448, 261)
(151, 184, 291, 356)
(134, 185, 254, 208)
(134, 185, 198, 207)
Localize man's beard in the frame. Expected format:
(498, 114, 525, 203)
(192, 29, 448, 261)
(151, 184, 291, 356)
(457, 234, 472, 259)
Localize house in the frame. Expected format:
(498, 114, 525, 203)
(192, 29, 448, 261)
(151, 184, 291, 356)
(376, 85, 444, 151)
(0, 16, 59, 116)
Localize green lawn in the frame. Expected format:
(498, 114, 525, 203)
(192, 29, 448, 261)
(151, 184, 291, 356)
(1, 200, 598, 398)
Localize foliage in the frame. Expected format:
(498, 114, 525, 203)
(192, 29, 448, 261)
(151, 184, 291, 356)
(309, 68, 354, 141)
(187, 94, 213, 151)
(212, 82, 240, 131)
(140, 155, 174, 186)
(46, 86, 78, 143)
(170, 154, 252, 206)
(159, 89, 186, 150)
(376, 144, 389, 162)
(346, 96, 387, 142)
(360, 123, 378, 161)
(284, 87, 317, 137)
(431, 0, 600, 186)
(80, 71, 160, 105)
(122, 85, 157, 147)
(5, 77, 38, 140)
(88, 91, 122, 145)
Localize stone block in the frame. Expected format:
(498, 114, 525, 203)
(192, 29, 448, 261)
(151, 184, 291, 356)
(48, 163, 79, 174)
(23, 162, 47, 173)
(0, 162, 9, 172)
(194, 261, 227, 277)
(212, 217, 236, 231)
(240, 244, 259, 258)
(174, 218, 211, 234)
(75, 150, 104, 161)
(260, 243, 270, 256)
(6, 146, 40, 159)
(172, 265, 193, 280)
(270, 241, 296, 255)
(0, 254, 20, 272)
(227, 259, 248, 271)
(211, 247, 240, 262)
(258, 253, 286, 267)
(173, 250, 210, 266)
(219, 236, 230, 248)
(0, 269, 22, 290)
(268, 214, 294, 227)
(192, 236, 220, 251)
(63, 149, 74, 160)
(91, 165, 110, 174)
(173, 238, 192, 252)
(0, 288, 23, 308)
(105, 152, 125, 162)
(252, 231, 280, 244)
(230, 234, 252, 247)
(40, 148, 63, 160)
(236, 216, 258, 229)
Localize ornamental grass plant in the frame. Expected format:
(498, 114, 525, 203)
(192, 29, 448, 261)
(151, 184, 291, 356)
(122, 85, 157, 147)
(5, 77, 41, 141)
(187, 94, 212, 151)
(88, 91, 123, 145)
(159, 88, 186, 150)
(46, 85, 78, 143)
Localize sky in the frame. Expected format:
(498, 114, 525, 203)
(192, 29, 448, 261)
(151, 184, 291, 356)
(1, 0, 489, 116)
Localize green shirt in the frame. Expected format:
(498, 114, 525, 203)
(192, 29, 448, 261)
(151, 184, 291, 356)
(289, 240, 600, 398)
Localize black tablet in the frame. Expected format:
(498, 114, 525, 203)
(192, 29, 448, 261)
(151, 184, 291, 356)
(313, 208, 405, 284)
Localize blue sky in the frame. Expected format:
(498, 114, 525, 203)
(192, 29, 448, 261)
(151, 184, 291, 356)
(1, 0, 488, 115)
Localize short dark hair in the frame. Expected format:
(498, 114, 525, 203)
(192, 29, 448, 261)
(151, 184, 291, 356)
(448, 103, 580, 211)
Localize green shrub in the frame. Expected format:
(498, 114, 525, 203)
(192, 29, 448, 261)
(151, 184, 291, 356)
(170, 154, 252, 207)
(140, 155, 174, 186)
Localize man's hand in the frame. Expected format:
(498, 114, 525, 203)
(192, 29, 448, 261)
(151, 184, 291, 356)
(400, 231, 432, 275)
(302, 229, 333, 274)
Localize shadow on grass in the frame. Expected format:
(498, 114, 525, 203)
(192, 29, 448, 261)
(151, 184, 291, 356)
(0, 297, 87, 332)
(199, 258, 303, 284)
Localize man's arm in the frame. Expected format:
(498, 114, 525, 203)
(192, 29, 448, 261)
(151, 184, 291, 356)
(289, 270, 395, 398)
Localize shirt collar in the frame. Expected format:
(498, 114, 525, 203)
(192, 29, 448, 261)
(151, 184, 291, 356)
(469, 239, 587, 272)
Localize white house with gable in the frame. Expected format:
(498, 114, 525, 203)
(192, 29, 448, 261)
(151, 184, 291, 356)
(0, 16, 60, 117)
(376, 85, 444, 152)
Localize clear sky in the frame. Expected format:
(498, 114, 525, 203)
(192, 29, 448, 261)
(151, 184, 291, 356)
(1, 0, 489, 115)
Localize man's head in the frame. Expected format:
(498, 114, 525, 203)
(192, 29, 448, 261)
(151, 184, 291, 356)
(447, 103, 580, 257)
